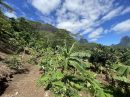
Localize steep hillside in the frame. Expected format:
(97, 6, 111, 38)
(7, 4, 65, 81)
(113, 36, 130, 48)
(0, 16, 76, 53)
(29, 21, 58, 32)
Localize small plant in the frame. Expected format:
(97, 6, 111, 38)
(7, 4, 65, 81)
(4, 55, 22, 71)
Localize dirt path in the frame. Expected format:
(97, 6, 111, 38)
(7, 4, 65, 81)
(0, 63, 48, 97)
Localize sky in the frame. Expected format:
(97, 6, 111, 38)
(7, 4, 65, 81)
(4, 0, 130, 45)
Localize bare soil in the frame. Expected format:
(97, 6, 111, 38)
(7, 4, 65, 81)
(0, 52, 51, 97)
(0, 63, 48, 97)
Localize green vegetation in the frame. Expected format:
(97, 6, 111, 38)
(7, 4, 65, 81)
(3, 55, 22, 71)
(0, 4, 130, 97)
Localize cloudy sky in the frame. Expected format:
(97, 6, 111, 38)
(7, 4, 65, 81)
(4, 0, 130, 45)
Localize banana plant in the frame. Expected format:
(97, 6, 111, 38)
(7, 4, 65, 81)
(111, 63, 130, 96)
(38, 43, 111, 97)
(112, 63, 130, 77)
(58, 42, 91, 73)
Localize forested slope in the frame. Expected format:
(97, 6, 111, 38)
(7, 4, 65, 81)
(0, 1, 130, 97)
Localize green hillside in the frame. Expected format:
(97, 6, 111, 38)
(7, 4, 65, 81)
(0, 1, 130, 97)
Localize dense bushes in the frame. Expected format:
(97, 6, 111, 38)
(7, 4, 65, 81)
(1, 6, 130, 96)
(36, 44, 130, 97)
(38, 43, 111, 97)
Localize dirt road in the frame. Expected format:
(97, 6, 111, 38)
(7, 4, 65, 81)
(0, 63, 49, 97)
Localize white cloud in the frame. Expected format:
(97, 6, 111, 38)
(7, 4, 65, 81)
(4, 12, 17, 18)
(29, 0, 115, 34)
(29, 0, 130, 41)
(102, 6, 124, 21)
(4, 2, 27, 17)
(55, 0, 114, 34)
(80, 28, 94, 36)
(88, 27, 103, 39)
(30, 0, 61, 14)
(111, 19, 130, 33)
(57, 21, 81, 34)
(120, 7, 130, 15)
(89, 38, 98, 42)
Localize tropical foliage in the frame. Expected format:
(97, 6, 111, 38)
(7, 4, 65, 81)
(37, 43, 111, 97)
(0, 5, 130, 97)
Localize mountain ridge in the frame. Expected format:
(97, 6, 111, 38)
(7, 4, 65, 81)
(113, 36, 130, 48)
